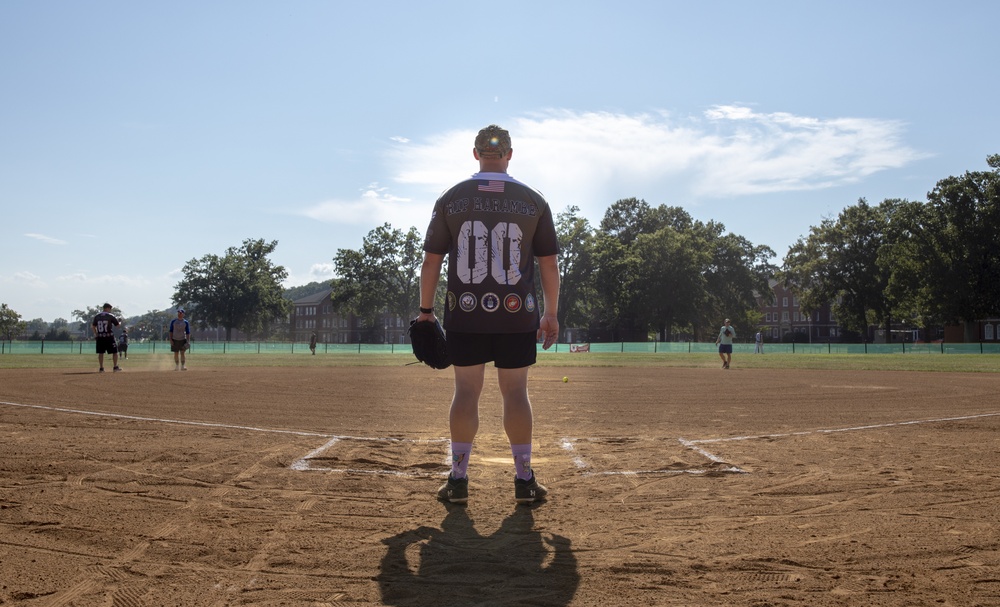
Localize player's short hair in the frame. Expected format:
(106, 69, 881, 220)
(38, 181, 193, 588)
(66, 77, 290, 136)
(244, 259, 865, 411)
(103, 303, 112, 310)
(475, 124, 511, 158)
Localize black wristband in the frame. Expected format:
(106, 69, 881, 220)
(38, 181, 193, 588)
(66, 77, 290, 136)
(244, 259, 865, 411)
(419, 307, 434, 314)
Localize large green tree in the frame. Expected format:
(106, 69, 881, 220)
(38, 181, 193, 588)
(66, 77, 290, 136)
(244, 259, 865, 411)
(173, 238, 291, 340)
(331, 224, 425, 337)
(699, 226, 777, 339)
(592, 198, 774, 341)
(632, 225, 710, 340)
(780, 199, 904, 337)
(0, 303, 26, 340)
(911, 154, 1000, 340)
(554, 206, 598, 334)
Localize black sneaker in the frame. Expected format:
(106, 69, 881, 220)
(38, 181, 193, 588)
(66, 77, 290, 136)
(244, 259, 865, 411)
(99, 368, 105, 373)
(113, 366, 122, 372)
(437, 475, 469, 504)
(514, 473, 548, 504)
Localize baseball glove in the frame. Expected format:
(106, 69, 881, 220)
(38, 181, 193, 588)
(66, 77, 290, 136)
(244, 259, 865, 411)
(183, 340, 190, 352)
(407, 318, 451, 370)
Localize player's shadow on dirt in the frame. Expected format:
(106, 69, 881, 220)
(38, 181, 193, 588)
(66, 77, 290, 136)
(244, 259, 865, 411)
(378, 505, 579, 606)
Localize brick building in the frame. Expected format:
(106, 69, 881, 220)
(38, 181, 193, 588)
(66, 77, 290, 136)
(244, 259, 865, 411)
(756, 279, 840, 343)
(289, 289, 408, 345)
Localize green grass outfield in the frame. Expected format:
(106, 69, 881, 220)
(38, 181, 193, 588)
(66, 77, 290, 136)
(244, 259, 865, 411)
(1, 350, 997, 373)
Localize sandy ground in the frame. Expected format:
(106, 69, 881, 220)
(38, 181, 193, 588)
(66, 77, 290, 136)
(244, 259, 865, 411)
(1, 363, 999, 606)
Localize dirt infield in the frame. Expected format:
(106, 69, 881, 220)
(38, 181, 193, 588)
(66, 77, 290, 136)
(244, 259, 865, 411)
(2, 364, 999, 606)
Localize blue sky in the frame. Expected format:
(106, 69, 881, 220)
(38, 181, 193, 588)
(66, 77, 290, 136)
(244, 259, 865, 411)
(2, 1, 997, 322)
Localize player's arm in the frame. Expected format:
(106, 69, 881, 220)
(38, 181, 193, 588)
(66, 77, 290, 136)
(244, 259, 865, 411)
(418, 252, 445, 320)
(537, 254, 560, 350)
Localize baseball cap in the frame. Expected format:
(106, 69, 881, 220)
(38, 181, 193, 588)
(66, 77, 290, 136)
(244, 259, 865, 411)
(474, 124, 511, 158)
(178, 308, 185, 314)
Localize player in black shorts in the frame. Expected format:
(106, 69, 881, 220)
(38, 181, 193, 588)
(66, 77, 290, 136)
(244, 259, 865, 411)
(418, 125, 560, 505)
(91, 303, 122, 373)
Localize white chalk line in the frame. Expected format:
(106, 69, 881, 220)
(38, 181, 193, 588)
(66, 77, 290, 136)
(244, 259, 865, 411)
(0, 400, 447, 477)
(684, 411, 1000, 445)
(7, 400, 996, 479)
(560, 437, 746, 477)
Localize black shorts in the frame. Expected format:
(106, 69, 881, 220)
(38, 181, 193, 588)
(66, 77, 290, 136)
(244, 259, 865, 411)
(446, 331, 537, 369)
(95, 337, 118, 355)
(171, 339, 188, 353)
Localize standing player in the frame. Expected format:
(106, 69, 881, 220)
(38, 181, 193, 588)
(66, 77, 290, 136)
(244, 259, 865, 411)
(169, 308, 191, 371)
(91, 303, 122, 372)
(419, 124, 560, 505)
(716, 318, 736, 369)
(118, 327, 130, 359)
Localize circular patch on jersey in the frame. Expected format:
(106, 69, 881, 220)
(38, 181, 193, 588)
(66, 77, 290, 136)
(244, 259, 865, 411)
(525, 293, 537, 313)
(481, 292, 500, 313)
(447, 291, 457, 311)
(504, 294, 522, 313)
(459, 292, 477, 312)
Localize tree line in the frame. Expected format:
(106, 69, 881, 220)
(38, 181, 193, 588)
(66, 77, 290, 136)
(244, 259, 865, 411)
(3, 155, 996, 344)
(780, 154, 1000, 342)
(330, 155, 999, 342)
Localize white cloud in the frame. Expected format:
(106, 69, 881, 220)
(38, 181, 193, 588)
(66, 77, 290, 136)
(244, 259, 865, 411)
(12, 271, 46, 286)
(298, 182, 429, 231)
(385, 107, 926, 221)
(24, 233, 67, 245)
(55, 273, 151, 287)
(309, 263, 336, 280)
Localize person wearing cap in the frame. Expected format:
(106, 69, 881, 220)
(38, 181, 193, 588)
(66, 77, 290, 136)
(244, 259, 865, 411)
(91, 303, 123, 372)
(168, 308, 191, 370)
(418, 124, 560, 505)
(118, 326, 130, 360)
(716, 318, 736, 369)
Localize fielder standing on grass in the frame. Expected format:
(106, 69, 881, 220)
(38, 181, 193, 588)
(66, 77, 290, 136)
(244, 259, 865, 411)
(418, 124, 560, 505)
(716, 318, 736, 369)
(92, 303, 123, 373)
(169, 308, 191, 371)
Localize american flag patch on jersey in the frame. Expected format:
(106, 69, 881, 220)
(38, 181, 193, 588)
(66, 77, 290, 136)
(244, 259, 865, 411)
(478, 180, 505, 193)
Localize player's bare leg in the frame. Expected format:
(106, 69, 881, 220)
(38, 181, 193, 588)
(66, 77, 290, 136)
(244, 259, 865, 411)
(438, 364, 485, 503)
(450, 364, 485, 443)
(498, 367, 532, 445)
(499, 366, 546, 502)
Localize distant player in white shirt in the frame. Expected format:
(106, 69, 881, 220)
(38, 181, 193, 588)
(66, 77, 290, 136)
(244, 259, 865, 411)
(716, 318, 736, 369)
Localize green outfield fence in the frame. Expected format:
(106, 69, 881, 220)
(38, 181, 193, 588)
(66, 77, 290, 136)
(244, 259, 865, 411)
(3, 340, 1000, 356)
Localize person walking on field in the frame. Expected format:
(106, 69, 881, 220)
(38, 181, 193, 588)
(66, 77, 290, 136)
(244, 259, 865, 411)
(169, 308, 191, 371)
(310, 332, 317, 355)
(92, 303, 123, 373)
(754, 330, 763, 354)
(419, 124, 560, 505)
(716, 318, 736, 369)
